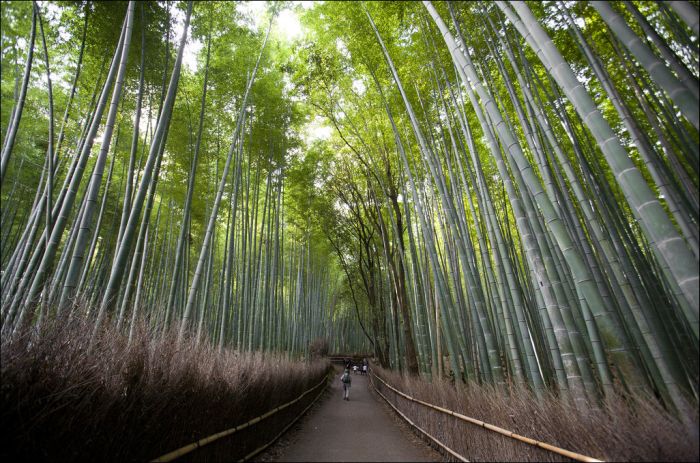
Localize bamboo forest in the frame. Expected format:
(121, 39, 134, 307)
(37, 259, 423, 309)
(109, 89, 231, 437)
(1, 1, 698, 462)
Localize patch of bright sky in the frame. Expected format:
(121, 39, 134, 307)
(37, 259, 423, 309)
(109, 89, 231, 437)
(43, 3, 71, 43)
(174, 2, 309, 70)
(237, 1, 266, 31)
(335, 38, 351, 59)
(236, 1, 312, 43)
(170, 5, 202, 71)
(27, 3, 70, 87)
(303, 115, 332, 144)
(352, 79, 366, 95)
(172, 2, 332, 143)
(276, 9, 303, 41)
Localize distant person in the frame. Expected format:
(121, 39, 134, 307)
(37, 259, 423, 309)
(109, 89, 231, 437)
(340, 368, 352, 401)
(362, 364, 368, 375)
(353, 364, 359, 374)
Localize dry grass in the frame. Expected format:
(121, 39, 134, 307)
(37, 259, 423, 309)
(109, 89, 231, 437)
(371, 365, 699, 462)
(0, 313, 330, 462)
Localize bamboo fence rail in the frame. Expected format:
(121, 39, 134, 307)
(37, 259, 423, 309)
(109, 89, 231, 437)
(239, 378, 329, 462)
(151, 371, 330, 462)
(370, 369, 604, 463)
(369, 373, 469, 461)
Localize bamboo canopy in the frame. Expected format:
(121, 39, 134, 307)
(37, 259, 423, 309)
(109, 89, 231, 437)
(0, 0, 697, 417)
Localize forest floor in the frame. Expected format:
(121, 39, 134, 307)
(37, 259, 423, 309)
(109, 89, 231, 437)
(256, 365, 441, 462)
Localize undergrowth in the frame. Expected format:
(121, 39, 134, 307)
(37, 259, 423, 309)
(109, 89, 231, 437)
(0, 313, 330, 462)
(371, 365, 699, 462)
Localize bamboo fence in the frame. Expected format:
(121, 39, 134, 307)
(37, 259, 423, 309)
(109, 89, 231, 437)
(369, 368, 604, 462)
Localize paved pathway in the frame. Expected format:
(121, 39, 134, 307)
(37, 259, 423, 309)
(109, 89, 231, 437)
(270, 368, 440, 462)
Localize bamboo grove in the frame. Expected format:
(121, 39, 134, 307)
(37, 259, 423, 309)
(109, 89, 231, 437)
(0, 1, 367, 357)
(290, 0, 699, 415)
(1, 1, 698, 417)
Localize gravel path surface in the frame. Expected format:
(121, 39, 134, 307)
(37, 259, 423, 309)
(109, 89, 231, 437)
(258, 367, 441, 462)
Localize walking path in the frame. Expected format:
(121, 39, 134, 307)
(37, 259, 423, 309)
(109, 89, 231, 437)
(268, 368, 440, 462)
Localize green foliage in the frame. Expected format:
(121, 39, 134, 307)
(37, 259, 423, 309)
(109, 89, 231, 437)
(1, 0, 697, 417)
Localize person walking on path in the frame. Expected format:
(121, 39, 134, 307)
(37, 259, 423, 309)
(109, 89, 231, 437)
(340, 368, 352, 401)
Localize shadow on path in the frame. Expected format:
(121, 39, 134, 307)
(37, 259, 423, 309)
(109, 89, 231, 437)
(268, 367, 440, 462)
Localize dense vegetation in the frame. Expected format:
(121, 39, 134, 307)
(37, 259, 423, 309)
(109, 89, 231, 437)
(1, 315, 330, 461)
(1, 1, 367, 356)
(372, 364, 698, 461)
(1, 0, 698, 459)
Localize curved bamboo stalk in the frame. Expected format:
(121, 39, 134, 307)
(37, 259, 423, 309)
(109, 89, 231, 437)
(179, 17, 274, 341)
(666, 1, 700, 36)
(59, 1, 135, 308)
(96, 2, 193, 334)
(591, 2, 698, 129)
(7, 13, 129, 334)
(499, 0, 699, 344)
(0, 5, 36, 184)
(166, 23, 212, 322)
